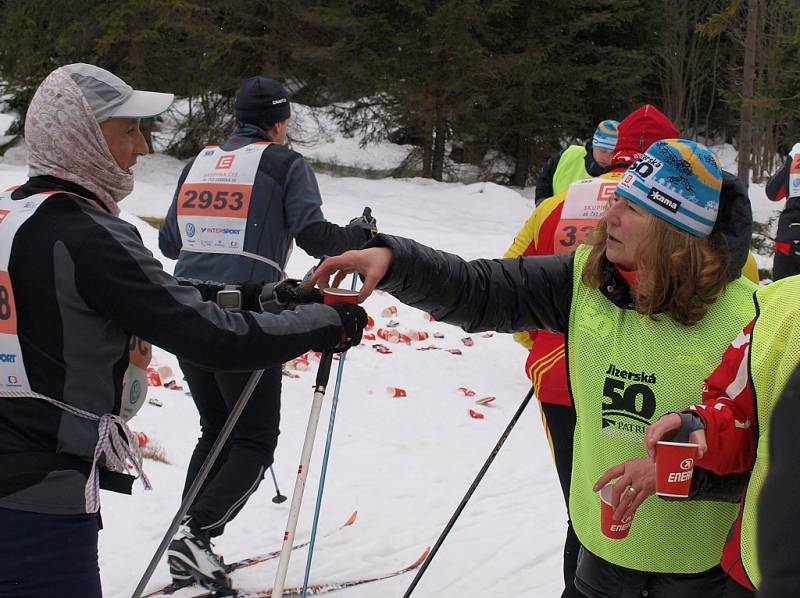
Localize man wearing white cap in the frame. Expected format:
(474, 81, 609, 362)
(0, 64, 366, 597)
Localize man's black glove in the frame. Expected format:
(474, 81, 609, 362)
(348, 207, 377, 238)
(273, 279, 323, 307)
(328, 303, 368, 352)
(240, 283, 266, 311)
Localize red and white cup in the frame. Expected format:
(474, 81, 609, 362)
(655, 441, 698, 497)
(322, 288, 360, 305)
(387, 386, 407, 398)
(146, 367, 162, 387)
(600, 484, 633, 540)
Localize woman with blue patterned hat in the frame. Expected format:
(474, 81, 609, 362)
(311, 138, 757, 597)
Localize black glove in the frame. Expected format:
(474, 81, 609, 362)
(240, 283, 266, 311)
(329, 302, 368, 352)
(349, 207, 378, 238)
(273, 279, 323, 306)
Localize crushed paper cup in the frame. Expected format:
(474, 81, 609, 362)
(476, 396, 496, 406)
(146, 367, 162, 387)
(457, 387, 476, 397)
(386, 320, 400, 328)
(157, 365, 174, 382)
(481, 332, 494, 338)
(363, 333, 376, 341)
(433, 332, 445, 339)
(424, 313, 435, 322)
(461, 337, 475, 347)
(381, 306, 398, 317)
(148, 397, 163, 407)
(600, 484, 633, 539)
(446, 349, 462, 355)
(387, 386, 407, 398)
(373, 344, 392, 354)
(289, 357, 310, 371)
(366, 315, 375, 330)
(408, 330, 429, 341)
(282, 370, 300, 379)
(468, 409, 485, 419)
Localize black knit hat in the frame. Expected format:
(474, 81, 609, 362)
(234, 76, 291, 127)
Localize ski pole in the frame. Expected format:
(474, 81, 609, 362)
(269, 465, 287, 504)
(301, 273, 358, 597)
(132, 369, 265, 598)
(403, 385, 536, 597)
(272, 351, 335, 597)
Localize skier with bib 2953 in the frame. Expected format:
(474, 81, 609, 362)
(158, 76, 377, 590)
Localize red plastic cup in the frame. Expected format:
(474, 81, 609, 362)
(655, 441, 698, 497)
(387, 386, 407, 398)
(323, 288, 360, 305)
(600, 484, 633, 540)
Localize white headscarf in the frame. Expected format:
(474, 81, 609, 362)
(24, 67, 133, 215)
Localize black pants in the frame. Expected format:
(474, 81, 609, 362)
(574, 547, 729, 598)
(180, 361, 282, 537)
(540, 401, 584, 598)
(0, 507, 102, 597)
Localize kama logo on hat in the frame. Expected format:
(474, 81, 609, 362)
(647, 188, 681, 213)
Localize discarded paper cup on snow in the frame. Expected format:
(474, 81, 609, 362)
(157, 365, 173, 383)
(655, 441, 698, 497)
(387, 386, 407, 398)
(381, 305, 398, 317)
(322, 288, 360, 305)
(146, 367, 161, 387)
(600, 484, 633, 540)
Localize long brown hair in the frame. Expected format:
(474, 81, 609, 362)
(581, 218, 729, 325)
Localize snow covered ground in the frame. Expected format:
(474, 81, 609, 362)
(0, 131, 784, 598)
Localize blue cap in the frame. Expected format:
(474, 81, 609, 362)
(592, 119, 619, 151)
(616, 139, 722, 238)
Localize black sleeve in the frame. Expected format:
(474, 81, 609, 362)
(678, 468, 750, 503)
(295, 220, 372, 259)
(76, 221, 342, 371)
(758, 364, 800, 598)
(766, 155, 791, 202)
(368, 234, 574, 334)
(534, 150, 564, 205)
(158, 160, 193, 259)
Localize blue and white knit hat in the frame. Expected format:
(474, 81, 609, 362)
(616, 139, 722, 238)
(592, 119, 619, 151)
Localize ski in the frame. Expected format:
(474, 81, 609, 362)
(190, 547, 430, 597)
(142, 511, 358, 597)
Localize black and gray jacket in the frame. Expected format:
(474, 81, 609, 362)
(159, 124, 371, 284)
(0, 176, 344, 514)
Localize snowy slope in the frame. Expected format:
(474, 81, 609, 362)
(0, 139, 784, 598)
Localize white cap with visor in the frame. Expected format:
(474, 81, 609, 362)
(61, 63, 174, 123)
